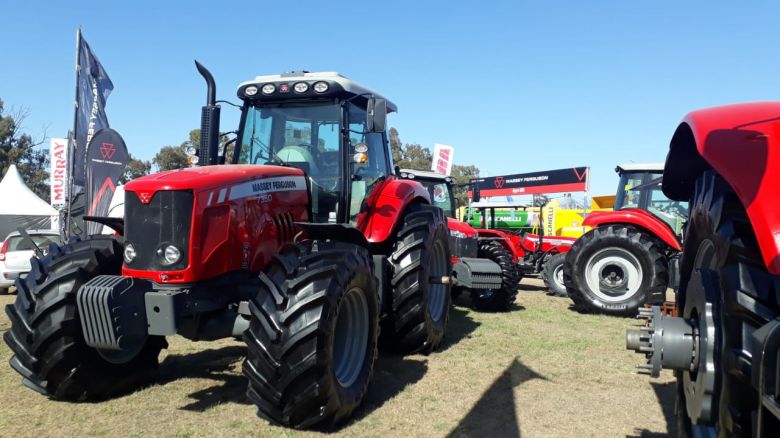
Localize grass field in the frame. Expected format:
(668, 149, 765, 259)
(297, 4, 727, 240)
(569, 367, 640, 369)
(0, 278, 675, 437)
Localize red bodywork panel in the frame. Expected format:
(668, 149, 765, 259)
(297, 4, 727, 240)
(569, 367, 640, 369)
(123, 165, 309, 284)
(356, 175, 431, 243)
(583, 209, 682, 251)
(672, 102, 780, 274)
(447, 218, 478, 238)
(516, 233, 575, 255)
(475, 229, 525, 263)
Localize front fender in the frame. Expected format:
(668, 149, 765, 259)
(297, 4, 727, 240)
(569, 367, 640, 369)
(357, 176, 431, 244)
(584, 209, 681, 251)
(662, 102, 780, 273)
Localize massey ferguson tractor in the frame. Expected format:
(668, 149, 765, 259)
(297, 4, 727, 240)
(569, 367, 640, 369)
(399, 169, 519, 311)
(626, 103, 780, 437)
(563, 163, 688, 315)
(3, 65, 453, 430)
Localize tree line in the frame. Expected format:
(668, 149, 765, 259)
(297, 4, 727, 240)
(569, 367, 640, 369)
(1, 98, 480, 205)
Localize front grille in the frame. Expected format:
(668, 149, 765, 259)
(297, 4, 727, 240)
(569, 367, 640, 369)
(125, 190, 193, 271)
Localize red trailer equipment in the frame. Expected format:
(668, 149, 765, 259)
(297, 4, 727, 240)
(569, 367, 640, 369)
(3, 65, 452, 430)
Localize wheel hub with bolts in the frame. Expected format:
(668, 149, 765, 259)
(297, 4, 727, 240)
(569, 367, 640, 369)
(626, 269, 719, 425)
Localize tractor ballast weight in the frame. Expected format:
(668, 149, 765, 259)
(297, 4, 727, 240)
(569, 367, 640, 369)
(627, 103, 780, 436)
(4, 65, 454, 430)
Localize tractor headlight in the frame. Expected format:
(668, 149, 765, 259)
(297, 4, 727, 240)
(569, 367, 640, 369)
(261, 84, 276, 95)
(124, 243, 137, 264)
(313, 81, 329, 93)
(293, 82, 309, 93)
(158, 245, 181, 266)
(245, 85, 258, 96)
(450, 230, 467, 239)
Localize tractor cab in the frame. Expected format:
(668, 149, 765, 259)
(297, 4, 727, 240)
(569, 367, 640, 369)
(228, 72, 397, 224)
(614, 163, 688, 235)
(398, 169, 456, 218)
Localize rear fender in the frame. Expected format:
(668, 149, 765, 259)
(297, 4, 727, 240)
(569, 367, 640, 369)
(584, 209, 682, 251)
(662, 103, 780, 273)
(356, 176, 431, 245)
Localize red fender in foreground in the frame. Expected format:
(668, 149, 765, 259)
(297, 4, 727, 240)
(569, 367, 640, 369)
(356, 175, 431, 245)
(663, 102, 780, 274)
(583, 209, 682, 252)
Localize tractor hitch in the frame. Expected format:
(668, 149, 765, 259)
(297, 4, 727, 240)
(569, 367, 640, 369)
(626, 306, 696, 376)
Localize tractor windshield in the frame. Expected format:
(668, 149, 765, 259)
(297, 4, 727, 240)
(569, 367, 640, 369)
(414, 178, 455, 218)
(237, 103, 343, 221)
(615, 171, 688, 234)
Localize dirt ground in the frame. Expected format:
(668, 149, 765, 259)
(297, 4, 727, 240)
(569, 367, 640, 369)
(0, 277, 675, 437)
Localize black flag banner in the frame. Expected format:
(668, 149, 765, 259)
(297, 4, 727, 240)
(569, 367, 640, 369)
(85, 129, 128, 235)
(73, 32, 114, 186)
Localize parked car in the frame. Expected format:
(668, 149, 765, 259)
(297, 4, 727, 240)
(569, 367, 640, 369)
(0, 230, 62, 292)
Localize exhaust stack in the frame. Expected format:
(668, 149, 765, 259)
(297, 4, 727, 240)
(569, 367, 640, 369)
(195, 60, 220, 166)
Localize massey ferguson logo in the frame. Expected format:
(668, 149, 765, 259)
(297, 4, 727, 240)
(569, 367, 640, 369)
(138, 192, 153, 204)
(494, 176, 505, 189)
(100, 142, 117, 159)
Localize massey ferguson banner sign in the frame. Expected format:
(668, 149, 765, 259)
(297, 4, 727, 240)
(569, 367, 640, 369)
(469, 167, 588, 198)
(431, 144, 454, 175)
(85, 129, 128, 235)
(50, 138, 69, 208)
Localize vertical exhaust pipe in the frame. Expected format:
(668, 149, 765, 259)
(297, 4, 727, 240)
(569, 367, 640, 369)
(195, 60, 220, 166)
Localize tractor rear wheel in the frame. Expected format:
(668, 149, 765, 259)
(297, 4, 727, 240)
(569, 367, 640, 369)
(3, 236, 166, 400)
(542, 252, 567, 297)
(674, 171, 769, 437)
(386, 204, 451, 353)
(563, 225, 668, 316)
(470, 241, 519, 311)
(243, 240, 379, 430)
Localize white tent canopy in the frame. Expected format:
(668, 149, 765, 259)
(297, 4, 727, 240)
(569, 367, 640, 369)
(0, 165, 58, 240)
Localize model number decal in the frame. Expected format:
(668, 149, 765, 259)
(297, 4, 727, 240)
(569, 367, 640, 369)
(228, 176, 307, 202)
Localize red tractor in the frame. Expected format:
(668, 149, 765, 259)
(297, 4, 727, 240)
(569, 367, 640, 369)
(626, 103, 780, 436)
(464, 200, 577, 296)
(3, 65, 453, 430)
(563, 163, 688, 315)
(399, 169, 520, 311)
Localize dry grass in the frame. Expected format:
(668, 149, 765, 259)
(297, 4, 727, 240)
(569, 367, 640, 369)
(0, 278, 675, 437)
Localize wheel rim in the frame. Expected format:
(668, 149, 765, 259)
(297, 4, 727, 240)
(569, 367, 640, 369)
(553, 264, 565, 289)
(333, 287, 370, 388)
(584, 247, 643, 302)
(683, 239, 719, 434)
(427, 238, 449, 323)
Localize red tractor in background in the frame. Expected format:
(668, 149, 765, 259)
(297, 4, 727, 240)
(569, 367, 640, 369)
(4, 64, 453, 430)
(464, 200, 577, 296)
(399, 169, 519, 311)
(563, 163, 688, 315)
(626, 103, 780, 436)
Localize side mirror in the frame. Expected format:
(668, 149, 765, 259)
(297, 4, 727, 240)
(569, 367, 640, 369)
(366, 96, 387, 133)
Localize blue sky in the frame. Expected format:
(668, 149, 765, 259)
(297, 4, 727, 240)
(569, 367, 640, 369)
(1, 1, 778, 195)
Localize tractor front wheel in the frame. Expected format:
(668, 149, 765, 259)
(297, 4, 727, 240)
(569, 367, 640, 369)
(470, 240, 519, 311)
(563, 225, 668, 316)
(243, 241, 379, 430)
(386, 204, 452, 353)
(542, 252, 567, 297)
(3, 236, 166, 400)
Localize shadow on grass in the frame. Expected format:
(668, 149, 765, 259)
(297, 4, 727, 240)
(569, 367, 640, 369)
(627, 381, 677, 437)
(447, 357, 549, 438)
(517, 281, 547, 292)
(438, 304, 482, 352)
(156, 345, 250, 411)
(350, 354, 429, 424)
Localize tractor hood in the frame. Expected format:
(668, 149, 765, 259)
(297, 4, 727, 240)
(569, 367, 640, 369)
(447, 217, 477, 238)
(125, 164, 305, 195)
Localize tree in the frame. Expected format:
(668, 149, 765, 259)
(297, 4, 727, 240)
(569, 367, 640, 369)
(122, 153, 151, 183)
(153, 144, 189, 171)
(389, 127, 403, 165)
(451, 164, 480, 207)
(0, 99, 49, 201)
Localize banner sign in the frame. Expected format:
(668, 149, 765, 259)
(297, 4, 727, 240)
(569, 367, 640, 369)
(85, 129, 128, 235)
(431, 144, 454, 176)
(74, 33, 114, 186)
(50, 138, 69, 208)
(469, 167, 588, 198)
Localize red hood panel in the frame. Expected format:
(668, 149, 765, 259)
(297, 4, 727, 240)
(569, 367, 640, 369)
(125, 165, 305, 193)
(447, 218, 477, 238)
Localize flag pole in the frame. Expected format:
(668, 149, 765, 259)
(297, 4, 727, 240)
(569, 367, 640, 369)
(64, 27, 82, 241)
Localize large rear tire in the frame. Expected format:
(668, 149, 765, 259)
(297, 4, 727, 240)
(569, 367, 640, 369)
(243, 241, 379, 430)
(3, 236, 166, 400)
(563, 225, 668, 316)
(542, 252, 567, 297)
(470, 240, 519, 311)
(674, 171, 770, 437)
(386, 204, 452, 353)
